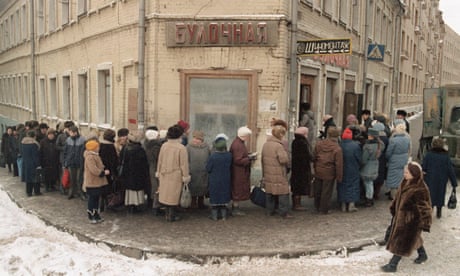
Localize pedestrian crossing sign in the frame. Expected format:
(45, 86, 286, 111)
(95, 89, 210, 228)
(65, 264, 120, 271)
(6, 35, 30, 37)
(367, 44, 385, 61)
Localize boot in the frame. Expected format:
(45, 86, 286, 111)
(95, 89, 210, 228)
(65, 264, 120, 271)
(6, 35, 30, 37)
(210, 207, 218, 221)
(168, 207, 181, 222)
(436, 206, 442, 219)
(414, 246, 428, 264)
(165, 207, 171, 221)
(364, 198, 374, 207)
(198, 196, 208, 209)
(292, 195, 306, 211)
(190, 196, 198, 209)
(381, 255, 401, 272)
(221, 207, 227, 221)
(348, 202, 358, 212)
(87, 210, 97, 224)
(93, 210, 104, 223)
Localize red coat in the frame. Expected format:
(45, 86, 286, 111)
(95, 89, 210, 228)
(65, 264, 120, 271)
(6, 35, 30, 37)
(230, 137, 251, 201)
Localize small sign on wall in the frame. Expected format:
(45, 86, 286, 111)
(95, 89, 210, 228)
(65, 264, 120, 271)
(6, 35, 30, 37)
(259, 99, 278, 112)
(128, 88, 138, 131)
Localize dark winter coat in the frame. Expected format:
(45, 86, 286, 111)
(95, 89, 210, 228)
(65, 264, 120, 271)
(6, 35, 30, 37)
(374, 134, 389, 185)
(262, 136, 290, 195)
(187, 142, 210, 196)
(230, 137, 252, 201)
(422, 148, 458, 207)
(99, 139, 119, 194)
(206, 151, 232, 205)
(56, 132, 69, 165)
(385, 132, 411, 189)
(144, 138, 162, 195)
(387, 178, 432, 257)
(63, 135, 86, 168)
(21, 137, 40, 183)
(313, 138, 343, 182)
(337, 139, 361, 203)
(290, 134, 312, 196)
(360, 139, 381, 181)
(39, 137, 60, 183)
(121, 142, 149, 191)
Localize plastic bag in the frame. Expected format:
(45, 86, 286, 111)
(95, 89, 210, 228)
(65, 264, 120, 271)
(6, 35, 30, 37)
(62, 168, 70, 189)
(180, 183, 192, 208)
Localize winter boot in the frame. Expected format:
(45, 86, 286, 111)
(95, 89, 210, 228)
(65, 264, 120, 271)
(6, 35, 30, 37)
(414, 246, 428, 264)
(93, 210, 104, 223)
(341, 203, 347, 212)
(436, 206, 442, 219)
(348, 202, 358, 212)
(364, 198, 374, 207)
(87, 210, 97, 224)
(210, 207, 218, 221)
(167, 207, 181, 222)
(190, 196, 198, 209)
(292, 195, 306, 211)
(381, 255, 401, 272)
(164, 207, 171, 221)
(220, 207, 228, 221)
(198, 196, 208, 209)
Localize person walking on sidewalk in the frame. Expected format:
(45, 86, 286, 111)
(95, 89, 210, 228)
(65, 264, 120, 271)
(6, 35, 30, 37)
(290, 127, 312, 211)
(157, 125, 191, 222)
(422, 138, 458, 218)
(83, 140, 110, 223)
(312, 126, 343, 214)
(21, 130, 41, 196)
(381, 162, 432, 273)
(63, 126, 86, 200)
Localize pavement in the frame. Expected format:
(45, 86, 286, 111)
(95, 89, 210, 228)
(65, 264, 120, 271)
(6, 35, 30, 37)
(0, 167, 392, 263)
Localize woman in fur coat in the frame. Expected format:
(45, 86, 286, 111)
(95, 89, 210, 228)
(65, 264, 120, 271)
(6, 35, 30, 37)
(381, 162, 432, 273)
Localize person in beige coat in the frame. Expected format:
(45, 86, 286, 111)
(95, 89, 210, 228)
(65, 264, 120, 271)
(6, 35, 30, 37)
(262, 125, 291, 218)
(83, 140, 110, 224)
(157, 125, 191, 222)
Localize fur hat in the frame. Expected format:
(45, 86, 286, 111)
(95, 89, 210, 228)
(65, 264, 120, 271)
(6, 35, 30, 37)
(145, 129, 159, 141)
(397, 109, 407, 117)
(342, 128, 353, 140)
(85, 140, 99, 151)
(103, 129, 116, 142)
(361, 109, 371, 115)
(117, 128, 129, 138)
(192, 130, 204, 141)
(327, 126, 340, 138)
(215, 133, 229, 141)
(371, 122, 385, 132)
(294, 127, 309, 137)
(271, 118, 288, 130)
(367, 127, 379, 137)
(237, 126, 252, 138)
(167, 125, 184, 139)
(432, 138, 447, 150)
(128, 130, 144, 143)
(407, 162, 423, 181)
(272, 125, 286, 139)
(177, 120, 190, 131)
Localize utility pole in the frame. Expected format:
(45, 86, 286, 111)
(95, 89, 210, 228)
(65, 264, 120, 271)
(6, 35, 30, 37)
(288, 0, 299, 145)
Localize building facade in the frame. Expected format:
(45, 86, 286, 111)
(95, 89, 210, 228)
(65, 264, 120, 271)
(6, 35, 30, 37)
(0, 0, 449, 149)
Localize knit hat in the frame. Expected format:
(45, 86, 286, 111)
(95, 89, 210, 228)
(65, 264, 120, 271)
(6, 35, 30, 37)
(215, 133, 229, 141)
(167, 125, 184, 139)
(372, 122, 385, 132)
(367, 128, 379, 137)
(294, 127, 309, 137)
(342, 128, 353, 140)
(214, 138, 227, 151)
(85, 140, 99, 151)
(128, 130, 144, 143)
(192, 130, 204, 141)
(145, 129, 159, 141)
(177, 120, 190, 131)
(272, 125, 286, 139)
(327, 126, 340, 138)
(237, 126, 252, 138)
(346, 114, 358, 125)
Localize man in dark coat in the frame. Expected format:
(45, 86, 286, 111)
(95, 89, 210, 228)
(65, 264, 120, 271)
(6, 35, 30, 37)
(290, 127, 312, 210)
(39, 128, 60, 191)
(22, 130, 41, 196)
(422, 138, 458, 218)
(63, 126, 86, 200)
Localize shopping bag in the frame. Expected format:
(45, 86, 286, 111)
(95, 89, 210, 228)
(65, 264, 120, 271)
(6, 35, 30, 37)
(62, 168, 70, 189)
(250, 181, 266, 208)
(180, 183, 192, 208)
(447, 190, 457, 209)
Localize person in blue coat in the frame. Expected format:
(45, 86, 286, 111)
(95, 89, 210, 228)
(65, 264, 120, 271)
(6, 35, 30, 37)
(206, 135, 232, 221)
(422, 138, 458, 218)
(338, 128, 362, 212)
(21, 130, 41, 196)
(360, 128, 382, 207)
(385, 120, 411, 199)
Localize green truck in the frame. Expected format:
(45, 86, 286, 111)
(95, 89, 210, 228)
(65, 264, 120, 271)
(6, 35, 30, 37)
(419, 85, 460, 168)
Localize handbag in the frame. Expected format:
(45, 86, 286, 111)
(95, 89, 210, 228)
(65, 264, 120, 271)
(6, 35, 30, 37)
(35, 166, 44, 183)
(62, 168, 70, 189)
(180, 183, 192, 208)
(447, 189, 457, 209)
(250, 179, 266, 208)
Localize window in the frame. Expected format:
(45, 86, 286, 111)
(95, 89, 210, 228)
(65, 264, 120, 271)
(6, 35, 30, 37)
(49, 77, 57, 116)
(23, 75, 29, 108)
(39, 78, 47, 116)
(323, 0, 333, 16)
(0, 22, 3, 50)
(10, 14, 14, 45)
(38, 0, 44, 35)
(375, 8, 381, 42)
(62, 0, 69, 25)
(49, 0, 56, 31)
(62, 75, 71, 119)
(11, 76, 16, 105)
(339, 0, 348, 25)
(78, 72, 89, 122)
(21, 5, 27, 41)
(78, 0, 87, 16)
(17, 76, 23, 106)
(97, 69, 112, 125)
(352, 1, 359, 31)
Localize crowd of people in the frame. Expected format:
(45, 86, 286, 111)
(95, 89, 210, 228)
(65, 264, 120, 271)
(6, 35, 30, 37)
(0, 107, 458, 272)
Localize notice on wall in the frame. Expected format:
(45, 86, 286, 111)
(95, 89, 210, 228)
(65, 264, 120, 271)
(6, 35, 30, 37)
(259, 99, 278, 112)
(127, 88, 138, 131)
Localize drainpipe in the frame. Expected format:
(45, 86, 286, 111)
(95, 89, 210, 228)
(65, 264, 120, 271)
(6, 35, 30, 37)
(288, 0, 299, 145)
(30, 0, 37, 120)
(392, 1, 404, 118)
(137, 0, 146, 130)
(361, 0, 370, 109)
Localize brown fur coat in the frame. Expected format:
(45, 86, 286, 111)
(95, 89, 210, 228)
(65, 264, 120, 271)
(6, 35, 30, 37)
(386, 178, 432, 257)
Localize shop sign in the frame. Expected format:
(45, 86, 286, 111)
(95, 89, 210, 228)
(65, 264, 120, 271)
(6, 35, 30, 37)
(311, 54, 350, 69)
(166, 21, 278, 47)
(297, 38, 351, 55)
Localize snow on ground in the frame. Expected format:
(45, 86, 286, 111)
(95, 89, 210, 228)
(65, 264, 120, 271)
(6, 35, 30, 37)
(1, 186, 459, 275)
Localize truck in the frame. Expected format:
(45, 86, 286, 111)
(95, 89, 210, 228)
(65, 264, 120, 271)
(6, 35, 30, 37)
(419, 85, 460, 168)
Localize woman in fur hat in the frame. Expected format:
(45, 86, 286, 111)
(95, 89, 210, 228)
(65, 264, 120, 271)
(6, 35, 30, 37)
(382, 162, 432, 272)
(422, 138, 458, 218)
